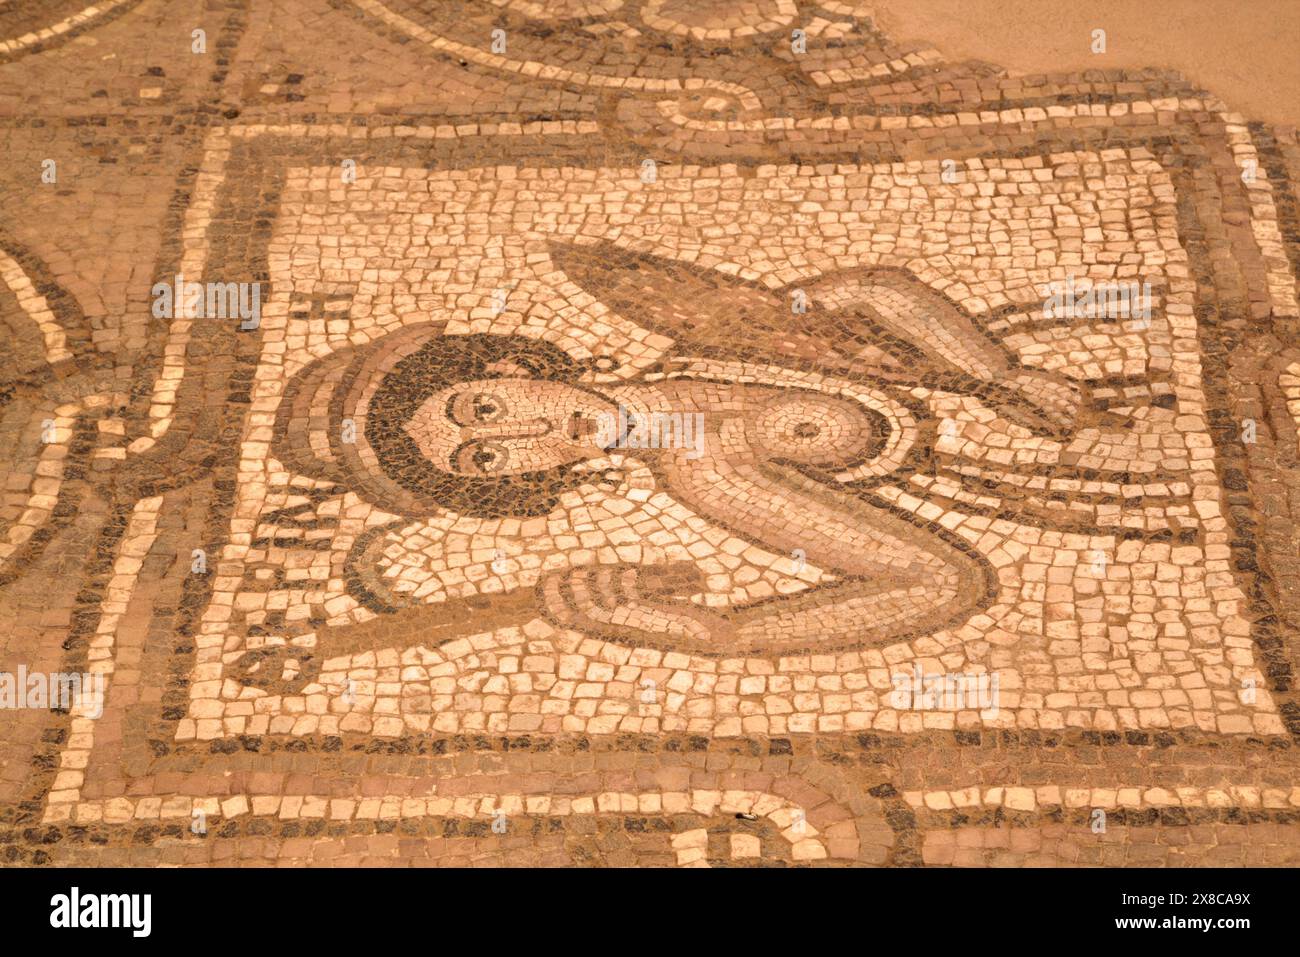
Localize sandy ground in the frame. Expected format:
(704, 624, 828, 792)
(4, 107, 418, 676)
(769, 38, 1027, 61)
(872, 0, 1300, 128)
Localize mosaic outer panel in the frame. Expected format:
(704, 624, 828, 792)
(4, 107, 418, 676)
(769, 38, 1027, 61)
(1, 0, 1299, 867)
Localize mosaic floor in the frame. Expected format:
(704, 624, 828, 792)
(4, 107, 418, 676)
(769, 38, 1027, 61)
(1, 0, 1300, 868)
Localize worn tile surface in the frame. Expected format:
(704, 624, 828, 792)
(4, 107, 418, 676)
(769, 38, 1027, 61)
(2, 0, 1300, 867)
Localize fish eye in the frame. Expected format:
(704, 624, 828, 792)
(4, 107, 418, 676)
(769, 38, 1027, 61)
(454, 441, 508, 475)
(471, 393, 506, 423)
